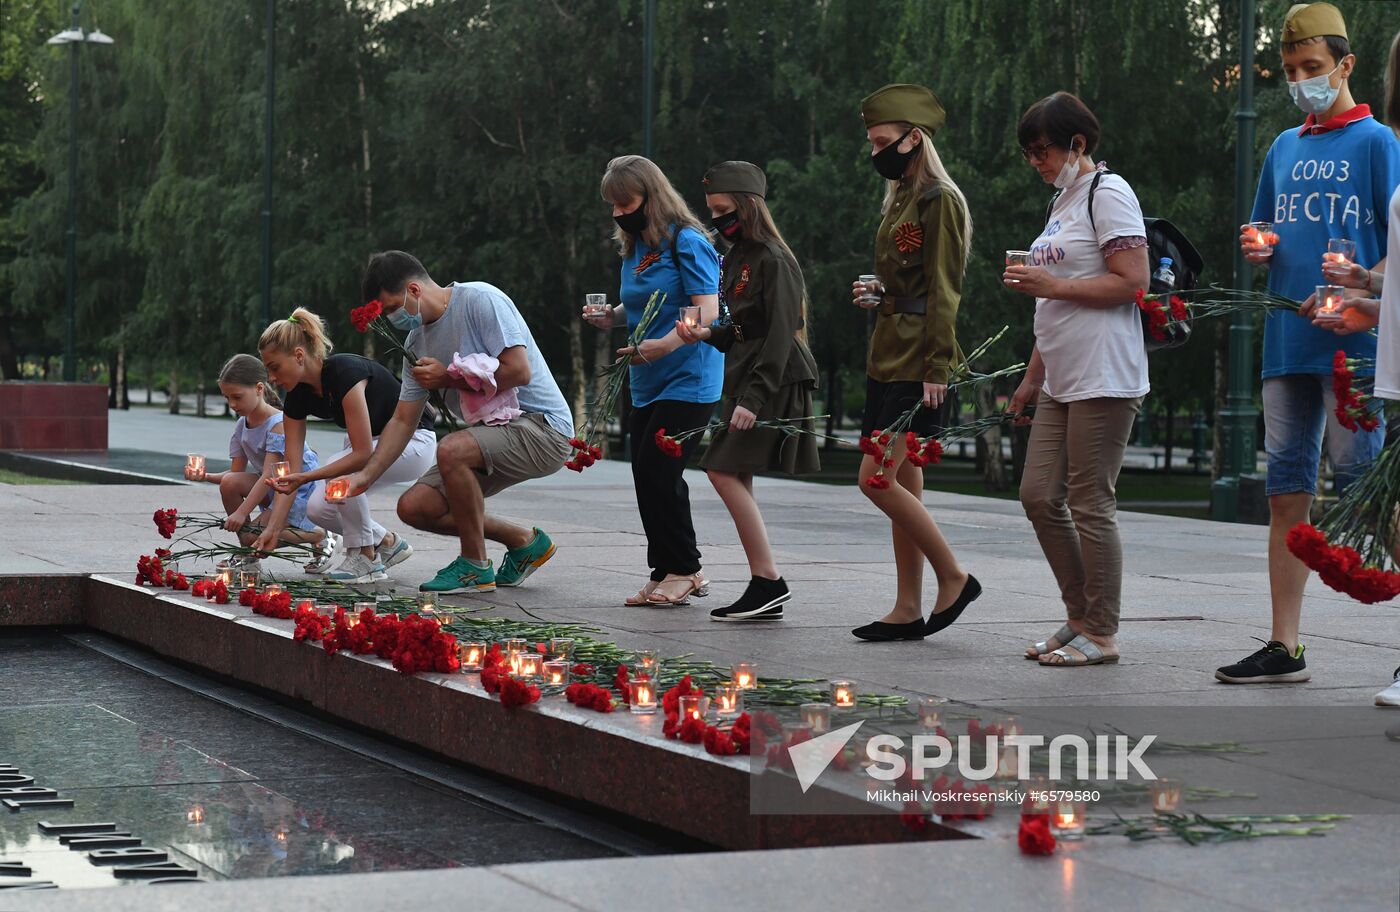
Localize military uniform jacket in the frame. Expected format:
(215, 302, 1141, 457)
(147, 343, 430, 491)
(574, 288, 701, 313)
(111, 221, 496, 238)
(868, 177, 967, 384)
(705, 238, 818, 415)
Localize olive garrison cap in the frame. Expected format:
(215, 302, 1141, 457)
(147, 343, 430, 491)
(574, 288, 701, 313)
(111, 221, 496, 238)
(860, 84, 946, 136)
(702, 161, 767, 198)
(1283, 2, 1348, 42)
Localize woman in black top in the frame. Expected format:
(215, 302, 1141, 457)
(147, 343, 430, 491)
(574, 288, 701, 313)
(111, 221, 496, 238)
(256, 307, 438, 583)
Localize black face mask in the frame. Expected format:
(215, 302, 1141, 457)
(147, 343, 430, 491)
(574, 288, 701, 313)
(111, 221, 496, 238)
(613, 197, 648, 235)
(871, 128, 917, 181)
(711, 211, 740, 240)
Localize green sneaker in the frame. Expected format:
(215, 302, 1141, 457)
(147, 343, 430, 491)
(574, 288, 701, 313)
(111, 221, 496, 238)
(420, 556, 496, 594)
(497, 528, 557, 588)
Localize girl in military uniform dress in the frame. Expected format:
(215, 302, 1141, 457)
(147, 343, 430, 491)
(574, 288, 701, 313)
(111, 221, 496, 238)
(850, 84, 982, 642)
(675, 161, 820, 621)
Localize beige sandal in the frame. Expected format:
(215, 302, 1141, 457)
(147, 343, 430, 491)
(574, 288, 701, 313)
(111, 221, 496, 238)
(646, 573, 701, 607)
(1025, 624, 1076, 660)
(624, 580, 660, 607)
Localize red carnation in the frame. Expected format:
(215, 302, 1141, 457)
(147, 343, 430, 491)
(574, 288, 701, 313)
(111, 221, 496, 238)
(499, 675, 541, 708)
(351, 299, 383, 333)
(213, 581, 229, 604)
(570, 662, 594, 677)
(858, 435, 883, 457)
(900, 801, 930, 833)
(653, 428, 684, 458)
(239, 587, 257, 607)
(153, 508, 178, 539)
(1018, 813, 1057, 855)
(864, 474, 891, 490)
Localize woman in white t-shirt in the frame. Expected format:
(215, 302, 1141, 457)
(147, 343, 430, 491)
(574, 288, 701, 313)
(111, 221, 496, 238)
(1003, 92, 1151, 668)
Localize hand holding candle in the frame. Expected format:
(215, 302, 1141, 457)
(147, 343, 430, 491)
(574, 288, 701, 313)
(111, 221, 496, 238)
(1314, 284, 1347, 322)
(325, 478, 351, 504)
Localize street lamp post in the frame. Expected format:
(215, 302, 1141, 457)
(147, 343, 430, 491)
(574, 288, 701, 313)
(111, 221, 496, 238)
(261, 0, 275, 327)
(1211, 0, 1259, 522)
(47, 2, 113, 383)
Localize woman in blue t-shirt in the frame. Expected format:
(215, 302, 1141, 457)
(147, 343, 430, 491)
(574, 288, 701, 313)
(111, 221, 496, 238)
(588, 155, 722, 606)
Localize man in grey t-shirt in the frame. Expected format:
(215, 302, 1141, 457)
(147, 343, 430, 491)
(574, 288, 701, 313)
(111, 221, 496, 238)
(347, 250, 573, 595)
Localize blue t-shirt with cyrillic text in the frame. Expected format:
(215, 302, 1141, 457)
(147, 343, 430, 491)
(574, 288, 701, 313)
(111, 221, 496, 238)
(1252, 114, 1400, 377)
(619, 225, 723, 407)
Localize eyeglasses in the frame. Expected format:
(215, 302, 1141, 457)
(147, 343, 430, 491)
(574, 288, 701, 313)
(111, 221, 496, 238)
(1019, 140, 1056, 163)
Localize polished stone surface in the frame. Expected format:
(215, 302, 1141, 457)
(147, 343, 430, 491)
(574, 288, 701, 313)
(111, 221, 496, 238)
(0, 635, 619, 890)
(4, 407, 1400, 908)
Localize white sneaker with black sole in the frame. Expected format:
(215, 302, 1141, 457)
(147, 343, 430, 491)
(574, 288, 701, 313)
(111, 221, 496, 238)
(1376, 666, 1400, 707)
(710, 576, 790, 622)
(326, 552, 386, 584)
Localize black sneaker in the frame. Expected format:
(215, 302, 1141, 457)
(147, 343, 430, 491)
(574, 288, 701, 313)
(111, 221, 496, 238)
(710, 577, 789, 621)
(1214, 639, 1311, 684)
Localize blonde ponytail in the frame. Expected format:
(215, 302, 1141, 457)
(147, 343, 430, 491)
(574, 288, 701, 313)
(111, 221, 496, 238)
(258, 307, 333, 362)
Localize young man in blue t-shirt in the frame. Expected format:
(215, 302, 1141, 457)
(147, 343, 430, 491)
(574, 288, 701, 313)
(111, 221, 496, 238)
(1217, 3, 1400, 686)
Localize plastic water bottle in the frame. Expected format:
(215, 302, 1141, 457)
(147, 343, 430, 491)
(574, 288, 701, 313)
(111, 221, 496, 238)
(1152, 257, 1175, 290)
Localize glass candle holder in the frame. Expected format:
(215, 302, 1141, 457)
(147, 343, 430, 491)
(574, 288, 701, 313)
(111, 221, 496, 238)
(518, 653, 542, 681)
(678, 693, 708, 722)
(508, 652, 524, 675)
(416, 591, 439, 612)
(918, 695, 949, 729)
(1246, 220, 1277, 255)
(272, 461, 291, 479)
(1052, 800, 1087, 841)
(829, 680, 857, 709)
(460, 642, 485, 670)
(294, 599, 316, 615)
(263, 583, 286, 598)
(324, 478, 350, 503)
(583, 293, 608, 317)
(1315, 284, 1346, 318)
(633, 648, 660, 681)
(504, 638, 526, 655)
(630, 679, 657, 713)
(215, 561, 234, 588)
(185, 804, 205, 826)
(1326, 237, 1356, 265)
(856, 273, 881, 306)
(731, 662, 757, 690)
(351, 601, 375, 617)
(995, 745, 1020, 780)
(548, 637, 574, 660)
(1150, 778, 1183, 814)
(1001, 715, 1023, 739)
(543, 659, 567, 685)
(186, 453, 206, 479)
(714, 684, 742, 717)
(800, 702, 832, 734)
(680, 305, 701, 328)
(238, 568, 260, 589)
(782, 722, 813, 748)
(1005, 249, 1030, 267)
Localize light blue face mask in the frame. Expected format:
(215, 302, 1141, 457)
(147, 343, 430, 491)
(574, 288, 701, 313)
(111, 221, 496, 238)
(1288, 62, 1343, 116)
(387, 289, 422, 331)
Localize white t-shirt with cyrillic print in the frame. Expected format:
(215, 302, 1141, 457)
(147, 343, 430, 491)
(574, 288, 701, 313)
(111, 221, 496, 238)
(1372, 185, 1400, 400)
(1028, 168, 1150, 402)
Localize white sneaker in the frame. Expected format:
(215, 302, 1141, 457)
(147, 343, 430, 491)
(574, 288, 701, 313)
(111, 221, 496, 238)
(376, 532, 414, 570)
(305, 532, 341, 575)
(327, 552, 386, 584)
(1375, 667, 1400, 707)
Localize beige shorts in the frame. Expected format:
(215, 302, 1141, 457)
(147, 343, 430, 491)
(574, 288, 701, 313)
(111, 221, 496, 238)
(417, 413, 571, 499)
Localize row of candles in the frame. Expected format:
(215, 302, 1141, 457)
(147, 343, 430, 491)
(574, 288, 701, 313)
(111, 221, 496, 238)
(583, 293, 703, 329)
(1243, 223, 1357, 271)
(179, 574, 1186, 830)
(185, 454, 352, 503)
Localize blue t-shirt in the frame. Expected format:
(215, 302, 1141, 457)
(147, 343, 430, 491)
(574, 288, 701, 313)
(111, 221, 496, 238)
(619, 225, 723, 407)
(1252, 113, 1400, 377)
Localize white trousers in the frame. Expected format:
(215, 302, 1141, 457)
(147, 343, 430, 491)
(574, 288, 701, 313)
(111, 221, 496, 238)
(306, 428, 437, 550)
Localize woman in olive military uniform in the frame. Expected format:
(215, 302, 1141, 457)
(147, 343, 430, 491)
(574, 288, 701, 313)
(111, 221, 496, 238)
(850, 83, 982, 643)
(675, 161, 819, 622)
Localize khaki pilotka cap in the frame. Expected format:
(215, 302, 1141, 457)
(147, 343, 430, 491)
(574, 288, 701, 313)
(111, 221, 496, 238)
(860, 84, 946, 137)
(1282, 2, 1348, 42)
(702, 161, 767, 198)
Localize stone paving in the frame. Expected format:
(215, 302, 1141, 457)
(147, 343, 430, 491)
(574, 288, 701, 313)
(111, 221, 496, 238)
(1, 410, 1398, 910)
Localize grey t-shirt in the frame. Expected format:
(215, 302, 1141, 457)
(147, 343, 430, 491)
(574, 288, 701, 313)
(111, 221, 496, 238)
(399, 282, 574, 437)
